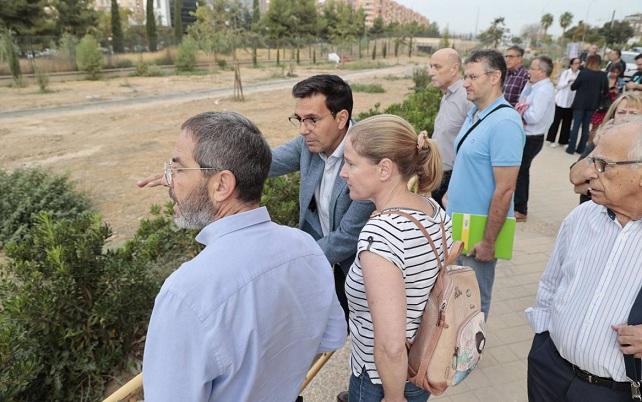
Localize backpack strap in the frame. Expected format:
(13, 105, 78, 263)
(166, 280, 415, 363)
(456, 104, 512, 154)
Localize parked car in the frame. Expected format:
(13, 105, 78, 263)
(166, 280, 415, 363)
(622, 50, 639, 79)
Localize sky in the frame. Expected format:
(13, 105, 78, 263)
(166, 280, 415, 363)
(395, 0, 641, 37)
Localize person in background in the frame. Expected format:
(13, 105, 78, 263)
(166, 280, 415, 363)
(503, 45, 529, 107)
(589, 66, 623, 143)
(625, 53, 642, 91)
(579, 43, 598, 67)
(429, 47, 473, 207)
(341, 114, 451, 402)
(605, 49, 626, 79)
(566, 55, 608, 155)
(513, 56, 555, 222)
(546, 58, 581, 148)
(569, 92, 642, 203)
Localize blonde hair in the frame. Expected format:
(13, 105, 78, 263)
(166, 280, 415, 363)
(594, 92, 642, 145)
(348, 114, 442, 194)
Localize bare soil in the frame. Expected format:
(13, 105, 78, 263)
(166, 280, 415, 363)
(0, 58, 426, 244)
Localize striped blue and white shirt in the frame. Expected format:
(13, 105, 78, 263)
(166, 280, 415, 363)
(346, 199, 453, 384)
(525, 201, 642, 381)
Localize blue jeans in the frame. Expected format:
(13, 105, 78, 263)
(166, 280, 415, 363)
(349, 369, 429, 402)
(458, 255, 497, 319)
(566, 109, 593, 154)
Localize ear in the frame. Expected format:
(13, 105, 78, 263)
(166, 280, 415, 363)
(336, 109, 350, 130)
(489, 70, 502, 86)
(208, 170, 237, 202)
(377, 158, 394, 181)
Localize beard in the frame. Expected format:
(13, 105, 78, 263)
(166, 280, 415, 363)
(169, 182, 217, 230)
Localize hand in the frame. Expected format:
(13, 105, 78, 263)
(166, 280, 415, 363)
(612, 324, 642, 358)
(515, 102, 529, 116)
(469, 240, 495, 262)
(136, 172, 165, 188)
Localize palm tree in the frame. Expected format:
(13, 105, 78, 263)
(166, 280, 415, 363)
(559, 12, 573, 38)
(541, 13, 554, 39)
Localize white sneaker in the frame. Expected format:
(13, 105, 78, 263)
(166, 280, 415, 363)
(549, 142, 559, 148)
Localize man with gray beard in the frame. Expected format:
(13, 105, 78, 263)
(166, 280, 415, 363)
(142, 112, 346, 402)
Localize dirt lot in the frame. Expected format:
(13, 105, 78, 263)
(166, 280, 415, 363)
(0, 58, 426, 244)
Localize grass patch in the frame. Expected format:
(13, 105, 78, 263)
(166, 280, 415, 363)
(351, 83, 385, 93)
(338, 61, 390, 70)
(382, 74, 410, 81)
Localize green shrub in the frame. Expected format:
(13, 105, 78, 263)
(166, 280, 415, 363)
(0, 168, 92, 248)
(0, 212, 157, 402)
(351, 83, 385, 93)
(216, 58, 227, 69)
(146, 64, 164, 76)
(33, 62, 50, 93)
(115, 58, 134, 68)
(412, 67, 430, 92)
(261, 173, 300, 228)
(175, 37, 198, 72)
(75, 34, 103, 80)
(357, 85, 441, 134)
(134, 59, 149, 76)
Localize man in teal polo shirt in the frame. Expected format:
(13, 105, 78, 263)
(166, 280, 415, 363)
(445, 49, 525, 317)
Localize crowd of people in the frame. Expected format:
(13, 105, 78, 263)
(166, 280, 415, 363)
(132, 44, 642, 402)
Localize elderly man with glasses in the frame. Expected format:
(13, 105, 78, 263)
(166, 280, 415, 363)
(142, 111, 347, 402)
(526, 117, 642, 402)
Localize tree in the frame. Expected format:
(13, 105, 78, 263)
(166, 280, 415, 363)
(0, 30, 22, 86)
(146, 0, 157, 51)
(0, 0, 52, 36)
(559, 11, 573, 38)
(439, 28, 450, 48)
(174, 0, 183, 42)
(111, 0, 124, 52)
(599, 20, 634, 46)
(369, 16, 384, 38)
(76, 34, 103, 79)
(520, 23, 540, 47)
(477, 17, 506, 48)
(51, 0, 98, 38)
(540, 13, 553, 38)
(252, 0, 260, 27)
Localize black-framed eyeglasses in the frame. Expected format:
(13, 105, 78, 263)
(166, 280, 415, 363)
(588, 156, 642, 173)
(163, 160, 217, 187)
(288, 113, 334, 129)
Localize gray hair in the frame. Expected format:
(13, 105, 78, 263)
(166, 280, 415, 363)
(534, 56, 553, 77)
(181, 111, 272, 203)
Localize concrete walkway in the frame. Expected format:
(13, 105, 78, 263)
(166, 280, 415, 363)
(301, 142, 582, 401)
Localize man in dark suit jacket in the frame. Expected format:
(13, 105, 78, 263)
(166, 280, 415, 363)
(270, 75, 374, 323)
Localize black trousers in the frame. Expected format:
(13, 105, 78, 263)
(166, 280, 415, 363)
(515, 135, 544, 215)
(546, 105, 573, 145)
(334, 266, 350, 326)
(431, 169, 452, 209)
(528, 332, 632, 402)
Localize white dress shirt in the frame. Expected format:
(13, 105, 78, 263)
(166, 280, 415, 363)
(525, 202, 642, 381)
(555, 68, 579, 108)
(315, 135, 347, 236)
(519, 78, 556, 135)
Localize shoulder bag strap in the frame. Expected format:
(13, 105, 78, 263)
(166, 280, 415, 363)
(456, 104, 513, 154)
(625, 286, 642, 397)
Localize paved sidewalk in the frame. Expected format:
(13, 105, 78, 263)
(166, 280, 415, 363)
(301, 143, 582, 401)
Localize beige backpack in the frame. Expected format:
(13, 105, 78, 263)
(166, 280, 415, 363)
(378, 208, 486, 396)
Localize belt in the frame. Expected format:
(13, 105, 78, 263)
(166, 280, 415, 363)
(565, 360, 630, 393)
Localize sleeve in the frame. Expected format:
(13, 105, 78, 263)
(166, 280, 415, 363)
(143, 289, 225, 402)
(269, 136, 303, 177)
(316, 199, 375, 266)
(570, 71, 584, 91)
(356, 216, 406, 274)
(525, 217, 571, 333)
(317, 289, 348, 353)
(489, 118, 525, 167)
(556, 69, 570, 90)
(523, 85, 555, 127)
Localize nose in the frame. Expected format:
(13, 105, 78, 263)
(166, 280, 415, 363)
(339, 163, 348, 179)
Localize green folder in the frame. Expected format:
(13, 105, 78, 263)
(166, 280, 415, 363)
(451, 213, 516, 260)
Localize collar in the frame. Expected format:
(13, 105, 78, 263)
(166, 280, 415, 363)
(469, 95, 509, 120)
(508, 65, 525, 76)
(445, 79, 464, 96)
(530, 78, 551, 89)
(195, 206, 271, 246)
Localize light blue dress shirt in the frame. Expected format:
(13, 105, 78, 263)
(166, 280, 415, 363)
(446, 96, 525, 217)
(519, 78, 556, 135)
(143, 207, 347, 402)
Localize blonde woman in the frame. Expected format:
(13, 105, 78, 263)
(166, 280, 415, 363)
(340, 114, 452, 402)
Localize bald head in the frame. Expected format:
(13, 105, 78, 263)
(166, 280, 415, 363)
(429, 48, 462, 91)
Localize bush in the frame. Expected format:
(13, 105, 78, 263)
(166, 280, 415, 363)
(175, 37, 198, 72)
(261, 173, 300, 228)
(0, 212, 157, 402)
(75, 34, 103, 80)
(115, 58, 134, 68)
(0, 168, 92, 248)
(134, 59, 149, 76)
(33, 62, 50, 93)
(351, 83, 385, 93)
(357, 85, 442, 134)
(412, 67, 430, 92)
(216, 58, 227, 69)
